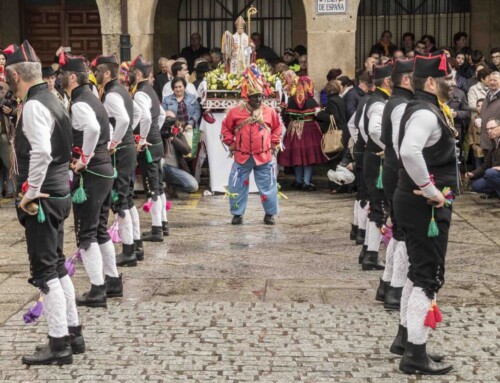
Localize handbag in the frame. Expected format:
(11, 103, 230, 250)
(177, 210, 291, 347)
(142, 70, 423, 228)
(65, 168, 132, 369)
(321, 114, 343, 159)
(202, 111, 215, 124)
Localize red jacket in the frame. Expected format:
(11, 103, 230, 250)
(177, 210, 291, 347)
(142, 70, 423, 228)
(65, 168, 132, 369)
(221, 103, 282, 165)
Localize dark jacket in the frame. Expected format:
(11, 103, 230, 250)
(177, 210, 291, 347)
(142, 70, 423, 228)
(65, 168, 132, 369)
(480, 90, 500, 150)
(165, 134, 191, 173)
(369, 42, 398, 57)
(447, 86, 471, 139)
(317, 94, 348, 149)
(344, 86, 365, 121)
(472, 138, 500, 178)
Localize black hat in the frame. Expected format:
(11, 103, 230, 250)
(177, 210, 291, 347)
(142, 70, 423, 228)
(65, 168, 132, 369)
(373, 62, 393, 79)
(414, 53, 451, 78)
(3, 40, 40, 67)
(42, 66, 56, 78)
(90, 53, 119, 68)
(59, 53, 87, 73)
(284, 48, 295, 56)
(195, 61, 210, 73)
(130, 54, 151, 76)
(392, 58, 414, 74)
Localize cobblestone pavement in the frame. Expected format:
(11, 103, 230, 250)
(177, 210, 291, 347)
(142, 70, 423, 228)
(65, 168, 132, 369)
(0, 189, 499, 382)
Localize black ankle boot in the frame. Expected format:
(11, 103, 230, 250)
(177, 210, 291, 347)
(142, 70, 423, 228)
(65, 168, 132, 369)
(162, 221, 169, 236)
(358, 245, 367, 264)
(355, 228, 366, 245)
(23, 335, 73, 365)
(375, 278, 389, 302)
(390, 325, 444, 362)
(115, 244, 137, 267)
(105, 274, 123, 298)
(263, 214, 275, 225)
(384, 286, 403, 310)
(232, 215, 243, 225)
(142, 226, 164, 242)
(399, 342, 453, 375)
(350, 224, 358, 240)
(35, 325, 85, 354)
(362, 251, 385, 270)
(76, 284, 107, 308)
(134, 240, 144, 261)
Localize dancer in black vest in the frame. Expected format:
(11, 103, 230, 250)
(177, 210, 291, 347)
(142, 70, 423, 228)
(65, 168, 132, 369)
(390, 53, 456, 375)
(129, 55, 167, 244)
(378, 59, 414, 309)
(361, 62, 392, 272)
(60, 53, 123, 308)
(92, 54, 142, 267)
(4, 41, 81, 365)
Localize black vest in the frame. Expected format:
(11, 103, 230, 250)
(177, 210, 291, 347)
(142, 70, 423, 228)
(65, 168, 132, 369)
(134, 81, 162, 145)
(381, 87, 414, 171)
(16, 83, 72, 194)
(364, 88, 390, 153)
(353, 94, 369, 153)
(71, 84, 111, 167)
(102, 79, 134, 146)
(398, 90, 457, 192)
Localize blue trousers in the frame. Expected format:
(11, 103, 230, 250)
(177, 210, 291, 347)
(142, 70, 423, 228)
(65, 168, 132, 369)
(471, 168, 500, 197)
(228, 157, 279, 216)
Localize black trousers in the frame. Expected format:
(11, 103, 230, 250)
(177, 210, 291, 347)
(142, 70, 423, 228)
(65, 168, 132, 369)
(17, 196, 71, 291)
(72, 163, 114, 250)
(383, 164, 404, 241)
(364, 151, 387, 227)
(354, 151, 369, 206)
(394, 188, 452, 297)
(112, 144, 137, 214)
(137, 142, 163, 201)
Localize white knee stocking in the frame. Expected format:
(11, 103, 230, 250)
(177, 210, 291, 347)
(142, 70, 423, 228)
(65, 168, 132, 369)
(43, 278, 69, 338)
(400, 278, 413, 327)
(353, 200, 359, 226)
(59, 275, 79, 327)
(117, 210, 134, 245)
(358, 202, 369, 230)
(367, 221, 382, 252)
(160, 193, 168, 222)
(407, 287, 432, 345)
(81, 242, 104, 286)
(100, 240, 119, 278)
(151, 198, 162, 226)
(391, 241, 409, 288)
(382, 238, 397, 282)
(129, 205, 141, 240)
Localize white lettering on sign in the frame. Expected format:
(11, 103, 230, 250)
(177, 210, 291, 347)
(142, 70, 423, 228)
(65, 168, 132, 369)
(316, 0, 347, 15)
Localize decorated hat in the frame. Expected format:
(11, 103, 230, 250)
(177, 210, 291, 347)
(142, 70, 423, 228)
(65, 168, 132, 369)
(42, 66, 56, 78)
(90, 53, 119, 68)
(59, 53, 87, 73)
(240, 65, 265, 99)
(234, 16, 246, 27)
(392, 58, 414, 74)
(195, 61, 210, 73)
(3, 40, 39, 67)
(130, 54, 151, 76)
(373, 62, 393, 79)
(413, 53, 451, 78)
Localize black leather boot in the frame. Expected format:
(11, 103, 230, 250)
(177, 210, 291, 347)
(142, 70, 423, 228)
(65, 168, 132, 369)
(358, 245, 367, 264)
(362, 251, 385, 270)
(134, 240, 144, 261)
(390, 325, 444, 362)
(263, 214, 275, 225)
(76, 284, 107, 308)
(35, 325, 85, 354)
(23, 336, 73, 365)
(142, 226, 164, 242)
(162, 221, 169, 236)
(105, 274, 123, 298)
(350, 224, 358, 240)
(384, 286, 403, 310)
(375, 278, 389, 302)
(232, 215, 243, 225)
(115, 244, 137, 267)
(399, 342, 453, 375)
(355, 228, 366, 245)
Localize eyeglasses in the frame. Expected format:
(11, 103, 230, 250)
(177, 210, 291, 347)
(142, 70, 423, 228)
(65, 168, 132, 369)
(492, 55, 500, 59)
(486, 126, 498, 131)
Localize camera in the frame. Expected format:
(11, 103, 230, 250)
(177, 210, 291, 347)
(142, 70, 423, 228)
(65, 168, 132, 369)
(0, 90, 18, 110)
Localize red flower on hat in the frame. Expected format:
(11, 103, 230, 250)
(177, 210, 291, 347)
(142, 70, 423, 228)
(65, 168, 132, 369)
(59, 53, 67, 66)
(90, 55, 99, 68)
(3, 45, 16, 55)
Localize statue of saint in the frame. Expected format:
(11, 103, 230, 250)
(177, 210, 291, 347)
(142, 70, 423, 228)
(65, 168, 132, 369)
(231, 16, 253, 74)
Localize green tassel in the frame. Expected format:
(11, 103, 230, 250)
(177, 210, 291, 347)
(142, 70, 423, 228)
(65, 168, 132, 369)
(427, 207, 439, 238)
(37, 200, 46, 223)
(71, 177, 87, 204)
(376, 161, 384, 190)
(111, 189, 119, 203)
(113, 168, 118, 179)
(145, 147, 153, 164)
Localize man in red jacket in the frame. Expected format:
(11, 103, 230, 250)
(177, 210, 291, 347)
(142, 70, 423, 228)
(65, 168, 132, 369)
(221, 75, 282, 225)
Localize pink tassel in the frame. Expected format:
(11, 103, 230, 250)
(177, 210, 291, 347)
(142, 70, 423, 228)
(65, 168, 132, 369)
(381, 224, 393, 246)
(142, 199, 152, 213)
(108, 220, 121, 243)
(166, 200, 172, 211)
(75, 249, 82, 263)
(65, 257, 75, 277)
(23, 294, 44, 324)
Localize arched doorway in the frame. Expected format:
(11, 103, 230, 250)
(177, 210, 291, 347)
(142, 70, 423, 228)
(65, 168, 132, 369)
(154, 0, 305, 62)
(356, 0, 471, 68)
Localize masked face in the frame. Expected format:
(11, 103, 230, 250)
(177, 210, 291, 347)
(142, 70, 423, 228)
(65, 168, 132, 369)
(5, 69, 18, 98)
(94, 64, 106, 85)
(437, 76, 454, 102)
(247, 93, 263, 109)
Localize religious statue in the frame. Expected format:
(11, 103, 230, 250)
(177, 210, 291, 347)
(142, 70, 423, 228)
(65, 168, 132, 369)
(222, 11, 257, 75)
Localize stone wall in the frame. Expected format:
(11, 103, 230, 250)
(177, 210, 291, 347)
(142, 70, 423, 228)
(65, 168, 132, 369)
(471, 0, 500, 57)
(0, 0, 20, 48)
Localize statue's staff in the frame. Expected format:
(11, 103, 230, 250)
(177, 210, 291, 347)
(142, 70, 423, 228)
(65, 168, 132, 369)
(247, 6, 257, 36)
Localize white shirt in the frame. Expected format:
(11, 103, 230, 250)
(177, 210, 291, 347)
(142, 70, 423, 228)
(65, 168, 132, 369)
(22, 100, 55, 200)
(366, 101, 386, 150)
(357, 104, 368, 144)
(103, 93, 142, 144)
(400, 109, 442, 198)
(133, 90, 152, 144)
(347, 113, 357, 142)
(71, 102, 101, 159)
(162, 81, 197, 99)
(390, 103, 407, 158)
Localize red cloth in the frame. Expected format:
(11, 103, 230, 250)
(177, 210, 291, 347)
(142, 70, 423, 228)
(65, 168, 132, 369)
(278, 120, 326, 167)
(221, 103, 282, 165)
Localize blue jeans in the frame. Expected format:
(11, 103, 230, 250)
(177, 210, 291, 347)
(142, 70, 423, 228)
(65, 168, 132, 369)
(228, 157, 279, 216)
(163, 165, 199, 193)
(471, 168, 500, 197)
